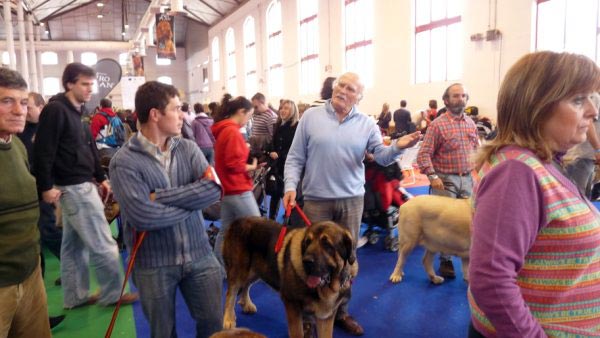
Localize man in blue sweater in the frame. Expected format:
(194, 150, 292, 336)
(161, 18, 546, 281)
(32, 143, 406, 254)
(109, 81, 224, 338)
(283, 72, 420, 335)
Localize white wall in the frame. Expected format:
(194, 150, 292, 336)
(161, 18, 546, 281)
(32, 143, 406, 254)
(205, 0, 539, 121)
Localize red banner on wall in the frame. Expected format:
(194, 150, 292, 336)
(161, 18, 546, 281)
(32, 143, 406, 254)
(156, 13, 176, 60)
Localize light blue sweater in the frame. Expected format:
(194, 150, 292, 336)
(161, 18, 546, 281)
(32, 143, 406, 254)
(284, 100, 404, 200)
(109, 134, 222, 268)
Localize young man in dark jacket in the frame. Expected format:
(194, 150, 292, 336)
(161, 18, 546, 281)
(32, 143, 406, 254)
(33, 62, 137, 309)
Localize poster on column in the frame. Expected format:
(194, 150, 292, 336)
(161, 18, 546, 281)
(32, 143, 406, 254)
(85, 58, 122, 112)
(132, 53, 145, 76)
(156, 13, 176, 60)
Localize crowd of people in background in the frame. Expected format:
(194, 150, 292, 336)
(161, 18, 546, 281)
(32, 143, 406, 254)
(4, 50, 600, 338)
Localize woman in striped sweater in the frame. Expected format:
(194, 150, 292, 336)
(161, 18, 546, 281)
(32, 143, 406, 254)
(468, 51, 600, 337)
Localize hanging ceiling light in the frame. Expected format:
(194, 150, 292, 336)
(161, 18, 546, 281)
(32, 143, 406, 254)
(97, 2, 104, 7)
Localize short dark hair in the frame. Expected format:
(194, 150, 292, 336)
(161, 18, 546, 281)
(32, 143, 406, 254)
(428, 99, 437, 109)
(181, 102, 189, 112)
(135, 81, 179, 124)
(100, 98, 112, 108)
(400, 100, 407, 107)
(208, 102, 218, 116)
(193, 102, 204, 114)
(29, 92, 45, 106)
(442, 83, 469, 102)
(320, 77, 336, 100)
(0, 68, 27, 90)
(62, 62, 95, 91)
(214, 94, 252, 123)
(251, 92, 266, 103)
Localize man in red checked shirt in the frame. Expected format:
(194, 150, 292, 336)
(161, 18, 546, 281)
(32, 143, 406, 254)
(416, 83, 479, 278)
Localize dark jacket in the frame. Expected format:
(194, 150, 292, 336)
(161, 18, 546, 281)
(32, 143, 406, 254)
(33, 93, 106, 192)
(268, 120, 298, 177)
(393, 108, 412, 134)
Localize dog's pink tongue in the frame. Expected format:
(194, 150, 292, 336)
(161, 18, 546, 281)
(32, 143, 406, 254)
(306, 276, 321, 288)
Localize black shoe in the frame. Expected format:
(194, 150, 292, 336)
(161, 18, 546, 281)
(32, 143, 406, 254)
(54, 277, 61, 286)
(438, 259, 456, 279)
(49, 315, 66, 329)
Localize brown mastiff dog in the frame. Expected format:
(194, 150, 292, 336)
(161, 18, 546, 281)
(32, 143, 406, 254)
(222, 217, 358, 338)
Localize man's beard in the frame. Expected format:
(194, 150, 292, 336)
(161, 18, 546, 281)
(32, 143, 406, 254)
(448, 104, 465, 114)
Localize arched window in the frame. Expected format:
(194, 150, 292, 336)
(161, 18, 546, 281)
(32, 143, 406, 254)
(1, 51, 9, 65)
(226, 27, 237, 95)
(536, 0, 600, 63)
(243, 16, 257, 97)
(43, 77, 60, 97)
(414, 0, 463, 83)
(157, 76, 172, 85)
(298, 0, 319, 95)
(212, 37, 220, 82)
(156, 56, 171, 66)
(81, 52, 97, 66)
(266, 0, 283, 97)
(344, 0, 373, 87)
(41, 51, 58, 65)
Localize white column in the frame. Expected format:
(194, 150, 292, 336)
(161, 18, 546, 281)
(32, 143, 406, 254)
(27, 14, 38, 92)
(67, 50, 74, 63)
(17, 0, 29, 83)
(36, 26, 44, 95)
(4, 0, 17, 70)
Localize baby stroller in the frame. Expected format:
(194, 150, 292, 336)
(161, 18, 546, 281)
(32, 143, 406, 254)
(362, 160, 412, 251)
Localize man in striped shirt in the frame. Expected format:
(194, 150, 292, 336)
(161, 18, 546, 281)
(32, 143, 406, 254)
(250, 92, 277, 161)
(416, 83, 479, 278)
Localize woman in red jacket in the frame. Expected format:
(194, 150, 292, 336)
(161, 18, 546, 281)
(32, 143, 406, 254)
(211, 95, 260, 267)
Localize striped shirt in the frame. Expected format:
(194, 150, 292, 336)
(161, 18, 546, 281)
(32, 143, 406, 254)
(251, 109, 277, 137)
(109, 134, 222, 268)
(469, 147, 600, 337)
(416, 111, 478, 175)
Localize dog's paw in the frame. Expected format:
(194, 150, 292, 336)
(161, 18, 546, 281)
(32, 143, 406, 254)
(430, 275, 445, 285)
(389, 272, 404, 283)
(223, 318, 236, 329)
(241, 301, 257, 314)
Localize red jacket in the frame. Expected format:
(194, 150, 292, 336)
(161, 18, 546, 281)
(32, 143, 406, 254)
(90, 107, 117, 140)
(212, 119, 253, 195)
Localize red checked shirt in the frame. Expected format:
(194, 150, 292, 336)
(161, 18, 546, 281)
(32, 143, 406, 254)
(416, 111, 479, 175)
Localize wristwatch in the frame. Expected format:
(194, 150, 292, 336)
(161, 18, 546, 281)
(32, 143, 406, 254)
(427, 174, 439, 180)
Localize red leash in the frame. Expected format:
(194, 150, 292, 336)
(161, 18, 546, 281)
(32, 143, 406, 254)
(274, 204, 311, 253)
(105, 230, 146, 338)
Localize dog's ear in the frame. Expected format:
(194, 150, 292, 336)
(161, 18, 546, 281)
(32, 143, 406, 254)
(341, 231, 356, 265)
(301, 234, 312, 254)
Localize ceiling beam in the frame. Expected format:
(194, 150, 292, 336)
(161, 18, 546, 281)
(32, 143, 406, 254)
(31, 0, 50, 11)
(183, 6, 209, 27)
(198, 0, 223, 17)
(43, 0, 95, 22)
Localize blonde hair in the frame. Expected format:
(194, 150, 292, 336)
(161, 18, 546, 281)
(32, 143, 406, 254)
(475, 51, 600, 169)
(278, 99, 299, 126)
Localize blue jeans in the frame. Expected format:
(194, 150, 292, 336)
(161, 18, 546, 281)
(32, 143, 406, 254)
(214, 191, 260, 267)
(132, 255, 224, 338)
(58, 182, 123, 308)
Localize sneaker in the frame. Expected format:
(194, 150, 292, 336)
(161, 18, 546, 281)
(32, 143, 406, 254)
(65, 293, 99, 310)
(357, 236, 368, 249)
(438, 259, 456, 279)
(109, 292, 139, 306)
(49, 315, 66, 329)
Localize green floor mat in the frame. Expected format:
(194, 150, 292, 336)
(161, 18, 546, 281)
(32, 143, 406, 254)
(43, 221, 136, 338)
